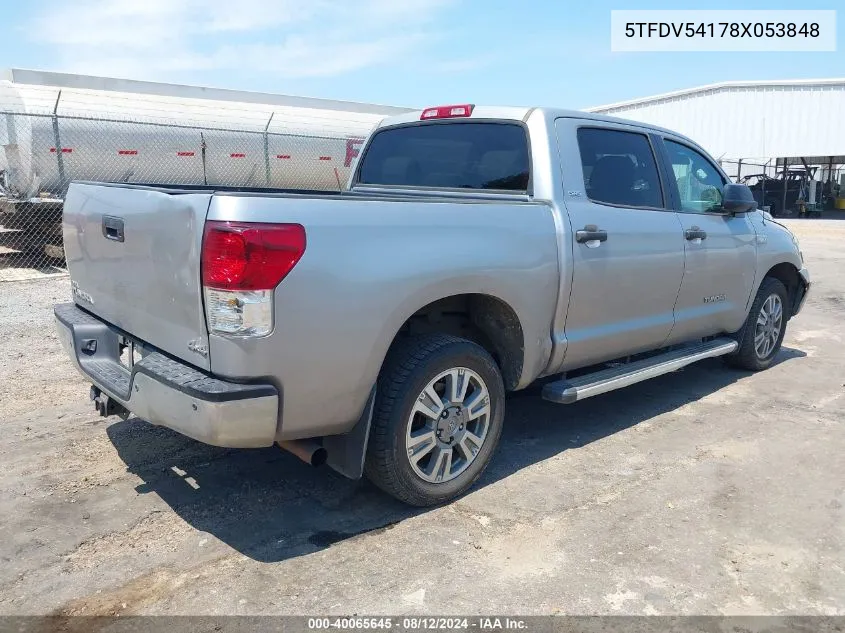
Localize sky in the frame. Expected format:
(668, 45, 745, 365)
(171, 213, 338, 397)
(0, 0, 842, 110)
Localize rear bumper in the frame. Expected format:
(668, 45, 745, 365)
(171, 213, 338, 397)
(54, 303, 279, 448)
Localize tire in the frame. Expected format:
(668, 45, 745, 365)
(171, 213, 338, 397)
(726, 277, 789, 371)
(364, 334, 505, 507)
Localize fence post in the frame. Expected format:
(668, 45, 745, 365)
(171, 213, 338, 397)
(263, 112, 274, 187)
(781, 158, 788, 214)
(200, 132, 208, 185)
(51, 91, 66, 189)
(3, 112, 22, 196)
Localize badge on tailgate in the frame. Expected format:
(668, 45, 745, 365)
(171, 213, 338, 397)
(71, 280, 95, 305)
(188, 338, 208, 358)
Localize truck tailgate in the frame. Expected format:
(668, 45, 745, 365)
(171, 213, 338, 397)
(62, 183, 212, 371)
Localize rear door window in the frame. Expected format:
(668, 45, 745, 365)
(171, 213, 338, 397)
(357, 122, 530, 191)
(577, 127, 664, 208)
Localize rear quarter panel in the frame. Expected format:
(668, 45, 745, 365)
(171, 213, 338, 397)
(206, 194, 559, 440)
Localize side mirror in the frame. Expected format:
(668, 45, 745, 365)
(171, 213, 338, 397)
(720, 183, 758, 214)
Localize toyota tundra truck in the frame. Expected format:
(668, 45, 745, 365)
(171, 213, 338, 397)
(54, 104, 810, 506)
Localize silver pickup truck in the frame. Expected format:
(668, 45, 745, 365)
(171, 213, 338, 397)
(55, 104, 810, 506)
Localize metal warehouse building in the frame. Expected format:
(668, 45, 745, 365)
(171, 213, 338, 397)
(586, 79, 845, 215)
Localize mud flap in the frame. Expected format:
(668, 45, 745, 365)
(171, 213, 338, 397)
(323, 386, 376, 480)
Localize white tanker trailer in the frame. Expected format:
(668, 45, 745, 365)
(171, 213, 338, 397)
(0, 69, 412, 259)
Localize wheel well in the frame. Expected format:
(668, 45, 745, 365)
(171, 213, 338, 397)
(393, 294, 525, 390)
(765, 262, 800, 314)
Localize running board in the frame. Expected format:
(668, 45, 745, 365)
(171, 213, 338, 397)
(541, 338, 738, 405)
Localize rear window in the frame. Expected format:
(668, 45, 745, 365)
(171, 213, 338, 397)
(357, 122, 530, 191)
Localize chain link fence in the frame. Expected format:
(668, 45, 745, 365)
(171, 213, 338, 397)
(0, 110, 368, 282)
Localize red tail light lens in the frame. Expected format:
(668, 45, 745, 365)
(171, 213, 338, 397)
(202, 221, 306, 290)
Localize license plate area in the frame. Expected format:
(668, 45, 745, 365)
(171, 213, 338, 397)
(118, 335, 143, 370)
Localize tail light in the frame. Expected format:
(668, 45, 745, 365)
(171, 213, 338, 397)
(201, 221, 306, 337)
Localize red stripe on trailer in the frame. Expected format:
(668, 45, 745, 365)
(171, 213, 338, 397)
(50, 147, 73, 153)
(319, 156, 332, 161)
(230, 153, 246, 158)
(118, 150, 138, 155)
(177, 151, 195, 157)
(276, 154, 291, 159)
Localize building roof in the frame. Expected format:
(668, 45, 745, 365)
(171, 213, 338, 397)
(587, 78, 845, 113)
(1, 68, 413, 116)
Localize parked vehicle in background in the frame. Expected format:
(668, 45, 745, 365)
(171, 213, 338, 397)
(55, 104, 810, 506)
(0, 68, 411, 260)
(741, 168, 820, 217)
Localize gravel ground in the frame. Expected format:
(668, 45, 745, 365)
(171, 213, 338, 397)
(0, 218, 843, 616)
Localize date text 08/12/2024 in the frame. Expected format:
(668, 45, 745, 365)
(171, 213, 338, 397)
(307, 618, 528, 630)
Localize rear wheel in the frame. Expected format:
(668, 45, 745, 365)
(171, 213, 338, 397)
(364, 334, 505, 506)
(726, 277, 789, 371)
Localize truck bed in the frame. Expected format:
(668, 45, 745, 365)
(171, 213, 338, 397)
(61, 180, 559, 440)
(73, 180, 533, 203)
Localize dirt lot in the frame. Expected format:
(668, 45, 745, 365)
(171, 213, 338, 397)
(0, 218, 843, 616)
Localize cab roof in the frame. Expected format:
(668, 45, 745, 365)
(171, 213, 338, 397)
(377, 104, 701, 149)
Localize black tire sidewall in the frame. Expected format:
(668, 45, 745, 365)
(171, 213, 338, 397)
(374, 338, 505, 505)
(734, 278, 790, 370)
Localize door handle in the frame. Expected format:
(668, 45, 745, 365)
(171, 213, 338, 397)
(102, 215, 125, 243)
(684, 227, 707, 241)
(576, 226, 608, 244)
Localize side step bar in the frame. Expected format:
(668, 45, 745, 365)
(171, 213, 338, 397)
(541, 337, 738, 405)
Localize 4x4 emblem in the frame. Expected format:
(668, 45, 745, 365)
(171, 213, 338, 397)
(71, 281, 94, 305)
(187, 339, 208, 357)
